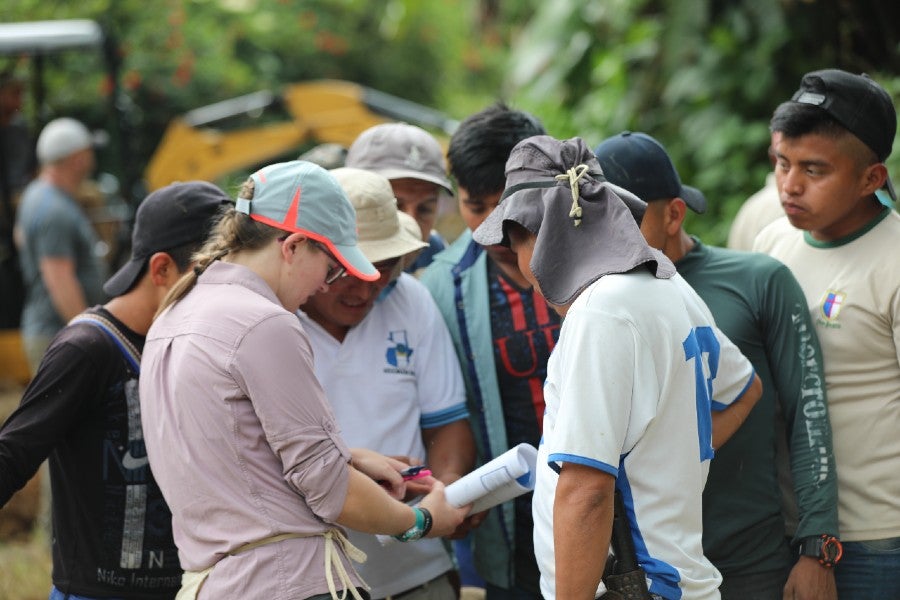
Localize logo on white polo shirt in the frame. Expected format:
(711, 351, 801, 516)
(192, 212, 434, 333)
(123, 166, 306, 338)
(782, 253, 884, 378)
(384, 329, 415, 375)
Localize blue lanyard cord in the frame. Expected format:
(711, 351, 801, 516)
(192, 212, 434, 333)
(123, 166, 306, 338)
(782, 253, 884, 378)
(69, 313, 141, 373)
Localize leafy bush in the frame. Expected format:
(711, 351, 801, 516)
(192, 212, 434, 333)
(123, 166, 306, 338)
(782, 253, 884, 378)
(505, 0, 900, 245)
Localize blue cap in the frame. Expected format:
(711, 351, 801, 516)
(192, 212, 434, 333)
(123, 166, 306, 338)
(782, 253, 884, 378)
(236, 160, 378, 281)
(594, 131, 707, 213)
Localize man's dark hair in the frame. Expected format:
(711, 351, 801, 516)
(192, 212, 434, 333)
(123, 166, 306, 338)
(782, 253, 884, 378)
(169, 241, 203, 272)
(771, 102, 878, 165)
(448, 103, 545, 197)
(771, 101, 847, 140)
(131, 240, 203, 285)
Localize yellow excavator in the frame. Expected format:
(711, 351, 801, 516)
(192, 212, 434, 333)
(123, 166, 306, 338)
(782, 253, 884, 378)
(0, 19, 458, 384)
(145, 79, 457, 191)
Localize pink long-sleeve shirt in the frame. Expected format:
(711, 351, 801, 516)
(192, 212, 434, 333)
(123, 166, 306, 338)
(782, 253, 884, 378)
(139, 261, 359, 599)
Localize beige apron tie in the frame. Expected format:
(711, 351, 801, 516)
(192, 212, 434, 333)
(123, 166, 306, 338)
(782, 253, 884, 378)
(176, 529, 368, 600)
(324, 529, 368, 600)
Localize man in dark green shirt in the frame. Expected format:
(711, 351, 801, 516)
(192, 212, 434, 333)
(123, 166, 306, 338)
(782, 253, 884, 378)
(595, 131, 839, 600)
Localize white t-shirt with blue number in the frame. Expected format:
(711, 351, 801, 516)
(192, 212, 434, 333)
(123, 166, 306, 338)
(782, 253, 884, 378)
(533, 271, 755, 600)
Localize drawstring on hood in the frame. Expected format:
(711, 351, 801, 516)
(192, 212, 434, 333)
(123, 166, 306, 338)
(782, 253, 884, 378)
(473, 135, 675, 306)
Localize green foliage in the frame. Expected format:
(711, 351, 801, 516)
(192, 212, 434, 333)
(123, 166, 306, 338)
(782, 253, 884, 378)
(3, 0, 898, 246)
(505, 0, 900, 245)
(1, 0, 504, 187)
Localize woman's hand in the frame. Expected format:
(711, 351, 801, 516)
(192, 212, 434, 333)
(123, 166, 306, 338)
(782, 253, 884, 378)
(349, 448, 408, 500)
(417, 480, 471, 538)
(446, 509, 489, 540)
(403, 473, 436, 500)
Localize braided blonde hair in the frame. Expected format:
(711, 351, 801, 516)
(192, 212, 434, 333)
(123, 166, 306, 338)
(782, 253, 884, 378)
(155, 178, 284, 319)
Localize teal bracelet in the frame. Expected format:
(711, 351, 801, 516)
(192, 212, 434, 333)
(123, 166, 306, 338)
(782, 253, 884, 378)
(393, 507, 433, 542)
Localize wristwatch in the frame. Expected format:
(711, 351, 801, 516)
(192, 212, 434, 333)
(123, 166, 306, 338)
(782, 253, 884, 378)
(798, 534, 843, 567)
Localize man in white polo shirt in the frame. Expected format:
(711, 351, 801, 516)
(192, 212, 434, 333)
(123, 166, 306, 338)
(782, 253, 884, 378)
(299, 167, 475, 600)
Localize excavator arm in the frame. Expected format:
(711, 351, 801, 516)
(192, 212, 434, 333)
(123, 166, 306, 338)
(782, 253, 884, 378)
(144, 79, 458, 190)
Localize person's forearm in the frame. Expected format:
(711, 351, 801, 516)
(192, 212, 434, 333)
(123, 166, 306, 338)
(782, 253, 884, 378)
(712, 373, 762, 449)
(337, 467, 415, 535)
(785, 322, 839, 538)
(0, 407, 55, 506)
(422, 419, 476, 485)
(554, 464, 614, 599)
(0, 441, 44, 507)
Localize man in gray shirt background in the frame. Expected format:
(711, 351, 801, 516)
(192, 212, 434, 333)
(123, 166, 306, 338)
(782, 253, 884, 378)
(14, 117, 105, 374)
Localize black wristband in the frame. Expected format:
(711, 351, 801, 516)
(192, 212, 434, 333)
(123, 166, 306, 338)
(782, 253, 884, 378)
(419, 507, 433, 538)
(393, 507, 432, 542)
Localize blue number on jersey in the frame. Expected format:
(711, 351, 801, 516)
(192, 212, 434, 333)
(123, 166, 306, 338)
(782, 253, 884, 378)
(683, 326, 720, 462)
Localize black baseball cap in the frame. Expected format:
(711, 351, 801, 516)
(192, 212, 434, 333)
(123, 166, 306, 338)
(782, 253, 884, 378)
(790, 69, 897, 204)
(103, 181, 231, 297)
(791, 69, 896, 162)
(593, 131, 707, 213)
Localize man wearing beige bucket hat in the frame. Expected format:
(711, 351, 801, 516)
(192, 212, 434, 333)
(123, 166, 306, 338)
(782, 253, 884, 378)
(299, 167, 476, 600)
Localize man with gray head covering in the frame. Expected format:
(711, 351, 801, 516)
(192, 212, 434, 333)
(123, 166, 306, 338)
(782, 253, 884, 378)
(595, 131, 837, 600)
(473, 135, 762, 599)
(298, 167, 476, 600)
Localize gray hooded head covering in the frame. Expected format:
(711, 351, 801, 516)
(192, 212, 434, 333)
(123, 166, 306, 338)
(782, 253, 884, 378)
(472, 135, 675, 306)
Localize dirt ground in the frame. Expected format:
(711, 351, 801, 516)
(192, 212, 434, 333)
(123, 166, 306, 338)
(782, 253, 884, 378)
(0, 381, 52, 600)
(0, 381, 41, 540)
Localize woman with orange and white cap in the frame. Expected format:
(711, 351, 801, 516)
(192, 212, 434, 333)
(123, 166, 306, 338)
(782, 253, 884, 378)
(139, 160, 469, 600)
